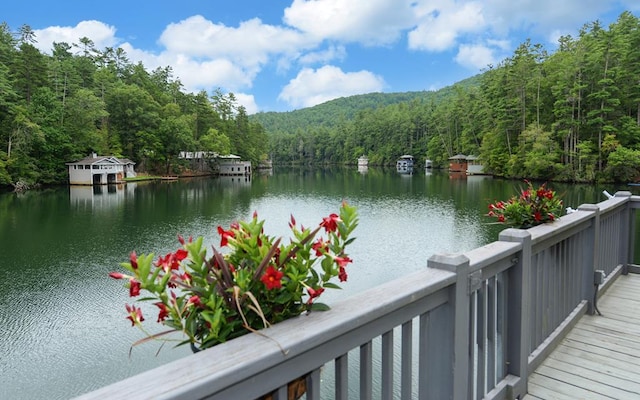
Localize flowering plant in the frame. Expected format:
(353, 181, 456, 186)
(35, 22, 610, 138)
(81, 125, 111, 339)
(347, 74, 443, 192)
(110, 201, 358, 351)
(486, 181, 563, 228)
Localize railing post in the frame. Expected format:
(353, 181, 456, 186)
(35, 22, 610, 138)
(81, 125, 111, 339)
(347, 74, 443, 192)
(615, 191, 633, 274)
(498, 228, 531, 399)
(577, 203, 599, 314)
(630, 197, 637, 268)
(427, 253, 470, 400)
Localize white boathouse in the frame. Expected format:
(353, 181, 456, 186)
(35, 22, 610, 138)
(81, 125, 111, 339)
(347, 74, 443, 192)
(66, 153, 136, 185)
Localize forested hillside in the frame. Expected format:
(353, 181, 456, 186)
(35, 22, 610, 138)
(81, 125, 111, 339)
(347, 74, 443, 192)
(250, 75, 481, 134)
(0, 24, 267, 188)
(260, 11, 640, 183)
(2, 11, 640, 188)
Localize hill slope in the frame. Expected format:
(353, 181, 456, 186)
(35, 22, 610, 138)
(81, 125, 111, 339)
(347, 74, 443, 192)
(250, 74, 482, 135)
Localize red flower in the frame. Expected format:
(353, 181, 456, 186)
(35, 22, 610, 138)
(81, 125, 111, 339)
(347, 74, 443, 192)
(175, 248, 188, 262)
(187, 295, 202, 307)
(155, 302, 169, 322)
(289, 214, 296, 228)
(261, 265, 284, 290)
(178, 271, 192, 285)
(548, 213, 555, 221)
(125, 304, 144, 326)
(155, 249, 188, 271)
(321, 213, 340, 233)
(334, 255, 352, 268)
(129, 251, 138, 269)
(339, 267, 348, 282)
(498, 214, 505, 223)
(312, 238, 328, 256)
(109, 272, 125, 280)
(306, 287, 325, 304)
(533, 211, 542, 222)
(129, 279, 141, 297)
(217, 226, 235, 247)
(177, 234, 193, 245)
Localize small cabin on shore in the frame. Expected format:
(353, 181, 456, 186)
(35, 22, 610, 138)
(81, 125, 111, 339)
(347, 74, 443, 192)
(396, 155, 414, 174)
(448, 154, 468, 173)
(66, 153, 136, 185)
(218, 154, 252, 176)
(358, 155, 369, 167)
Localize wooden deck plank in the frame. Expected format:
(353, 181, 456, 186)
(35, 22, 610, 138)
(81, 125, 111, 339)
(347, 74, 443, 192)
(526, 273, 640, 400)
(562, 335, 640, 365)
(524, 381, 584, 400)
(527, 372, 617, 400)
(546, 352, 640, 393)
(535, 364, 636, 399)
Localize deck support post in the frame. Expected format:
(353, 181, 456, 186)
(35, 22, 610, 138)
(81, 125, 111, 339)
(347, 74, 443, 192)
(427, 253, 470, 400)
(498, 228, 531, 399)
(578, 204, 600, 315)
(615, 191, 633, 274)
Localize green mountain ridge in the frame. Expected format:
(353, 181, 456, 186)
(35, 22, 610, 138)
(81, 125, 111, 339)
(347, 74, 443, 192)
(250, 74, 483, 135)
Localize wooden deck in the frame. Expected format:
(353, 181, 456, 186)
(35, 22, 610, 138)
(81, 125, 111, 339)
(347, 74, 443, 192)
(524, 272, 640, 400)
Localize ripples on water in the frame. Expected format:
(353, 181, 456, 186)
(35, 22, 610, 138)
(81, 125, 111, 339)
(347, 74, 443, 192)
(0, 169, 617, 399)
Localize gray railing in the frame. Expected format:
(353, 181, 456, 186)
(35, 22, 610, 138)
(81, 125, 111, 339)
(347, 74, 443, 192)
(75, 192, 638, 400)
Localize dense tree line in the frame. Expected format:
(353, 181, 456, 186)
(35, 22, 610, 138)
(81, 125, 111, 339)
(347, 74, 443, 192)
(3, 12, 639, 188)
(0, 23, 267, 188)
(260, 12, 640, 183)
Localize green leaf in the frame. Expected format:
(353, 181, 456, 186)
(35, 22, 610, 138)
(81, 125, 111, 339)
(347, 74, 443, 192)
(309, 302, 331, 311)
(323, 282, 342, 289)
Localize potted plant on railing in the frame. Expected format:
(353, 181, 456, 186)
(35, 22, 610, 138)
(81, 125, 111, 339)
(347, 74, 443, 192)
(486, 180, 563, 228)
(109, 201, 358, 399)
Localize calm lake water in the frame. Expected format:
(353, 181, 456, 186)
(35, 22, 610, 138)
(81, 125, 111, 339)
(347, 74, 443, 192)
(0, 167, 632, 399)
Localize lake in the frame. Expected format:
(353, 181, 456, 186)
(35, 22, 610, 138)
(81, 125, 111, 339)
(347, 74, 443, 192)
(0, 167, 629, 399)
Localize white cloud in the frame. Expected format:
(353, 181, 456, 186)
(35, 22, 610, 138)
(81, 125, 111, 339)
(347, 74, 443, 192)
(408, 1, 486, 51)
(298, 45, 347, 65)
(33, 20, 118, 53)
(283, 0, 418, 45)
(118, 44, 250, 93)
(159, 16, 312, 66)
(278, 65, 386, 109)
(25, 1, 633, 112)
(455, 44, 496, 70)
(234, 93, 259, 115)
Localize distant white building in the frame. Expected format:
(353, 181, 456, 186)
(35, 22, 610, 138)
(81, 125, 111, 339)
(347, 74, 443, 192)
(179, 151, 217, 173)
(66, 153, 136, 185)
(218, 154, 252, 176)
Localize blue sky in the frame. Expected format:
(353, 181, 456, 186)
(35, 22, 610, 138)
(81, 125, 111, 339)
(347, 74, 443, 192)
(3, 1, 639, 114)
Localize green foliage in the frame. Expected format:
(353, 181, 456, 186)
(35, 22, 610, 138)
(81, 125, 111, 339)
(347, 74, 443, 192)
(110, 202, 358, 351)
(0, 26, 271, 187)
(487, 181, 564, 228)
(254, 12, 640, 183)
(605, 145, 640, 182)
(3, 12, 640, 186)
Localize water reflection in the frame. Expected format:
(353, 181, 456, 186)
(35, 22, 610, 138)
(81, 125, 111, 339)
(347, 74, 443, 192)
(69, 183, 133, 210)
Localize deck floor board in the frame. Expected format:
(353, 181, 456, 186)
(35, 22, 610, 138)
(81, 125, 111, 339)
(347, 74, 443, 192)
(524, 273, 640, 400)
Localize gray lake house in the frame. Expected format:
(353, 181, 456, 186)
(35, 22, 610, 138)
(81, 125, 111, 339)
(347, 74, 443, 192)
(66, 153, 136, 185)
